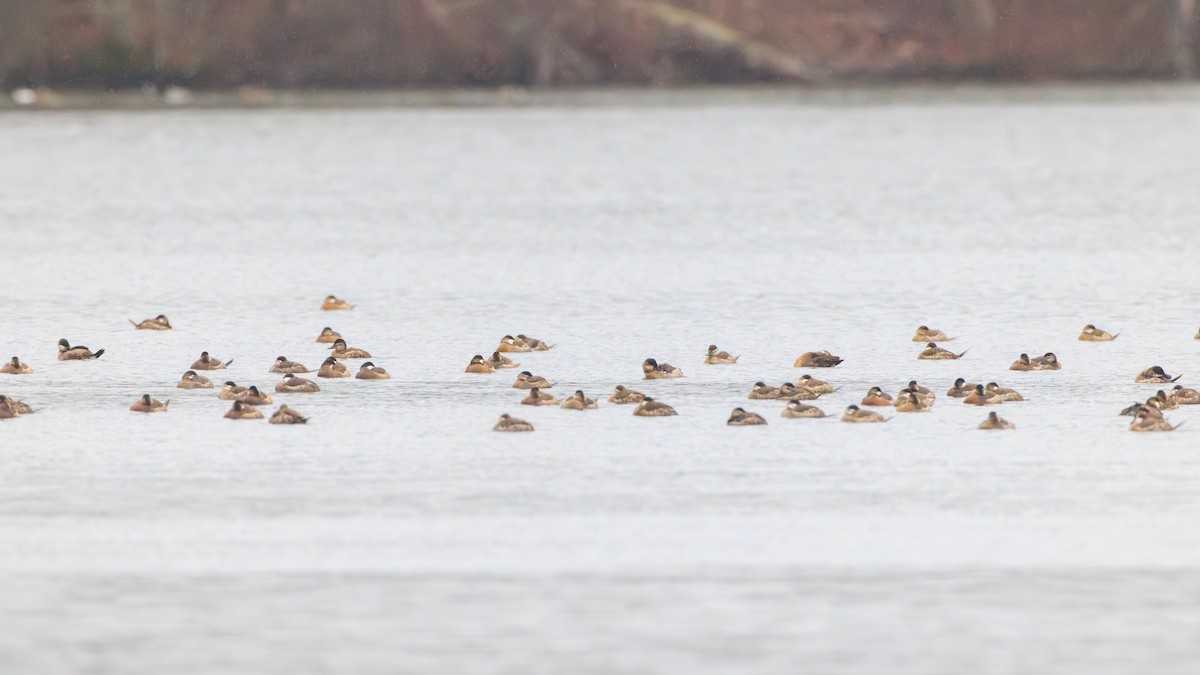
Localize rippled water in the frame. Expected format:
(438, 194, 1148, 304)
(3, 87, 1200, 674)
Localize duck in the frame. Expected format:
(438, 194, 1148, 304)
(963, 384, 1000, 406)
(1119, 401, 1150, 417)
(633, 397, 677, 416)
(781, 401, 826, 418)
(608, 385, 645, 404)
(793, 351, 842, 368)
(516, 334, 555, 351)
(1135, 366, 1181, 384)
(1078, 324, 1118, 341)
(1, 396, 34, 415)
(748, 382, 780, 400)
(918, 343, 967, 360)
(497, 335, 532, 353)
(985, 382, 1024, 402)
(642, 358, 683, 379)
(217, 382, 249, 400)
(0, 396, 18, 419)
(321, 295, 355, 310)
(129, 314, 172, 330)
(317, 357, 350, 378)
(355, 362, 390, 380)
(778, 383, 820, 401)
(241, 386, 273, 406)
(797, 375, 836, 394)
(512, 371, 553, 389)
(727, 407, 767, 425)
(465, 355, 496, 374)
(190, 351, 231, 370)
(913, 326, 953, 342)
(520, 387, 558, 406)
(58, 339, 105, 361)
(177, 370, 213, 389)
(494, 413, 535, 432)
(1009, 354, 1034, 371)
(979, 412, 1014, 430)
(905, 381, 935, 400)
(316, 326, 342, 343)
(0, 357, 32, 375)
(1169, 385, 1200, 405)
(946, 378, 976, 397)
(1130, 408, 1179, 432)
(269, 405, 309, 425)
(276, 373, 321, 393)
(328, 338, 371, 359)
(894, 389, 933, 412)
(129, 394, 170, 413)
(704, 345, 739, 365)
(1032, 353, 1061, 371)
(224, 401, 263, 420)
(861, 387, 893, 407)
(842, 405, 888, 423)
(560, 390, 598, 410)
(1152, 390, 1179, 410)
(269, 356, 310, 374)
(486, 351, 520, 369)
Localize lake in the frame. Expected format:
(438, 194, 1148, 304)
(2, 85, 1200, 674)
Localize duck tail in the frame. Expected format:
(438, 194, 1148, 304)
(944, 336, 957, 342)
(1113, 332, 1121, 339)
(956, 349, 970, 358)
(164, 399, 171, 410)
(732, 355, 740, 363)
(1173, 421, 1186, 431)
(94, 349, 106, 359)
(128, 319, 137, 327)
(883, 416, 894, 422)
(225, 358, 235, 367)
(1172, 374, 1183, 383)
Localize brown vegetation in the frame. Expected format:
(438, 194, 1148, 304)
(0, 0, 1197, 88)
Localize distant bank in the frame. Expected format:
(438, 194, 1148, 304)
(1, 1, 1197, 90)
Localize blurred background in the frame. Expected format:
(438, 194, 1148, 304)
(1, 0, 1197, 98)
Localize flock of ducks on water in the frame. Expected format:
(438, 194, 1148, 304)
(0, 309, 1194, 434)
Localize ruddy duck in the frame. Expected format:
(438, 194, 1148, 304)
(497, 335, 532, 353)
(129, 315, 171, 330)
(842, 405, 888, 423)
(321, 295, 355, 311)
(1078, 324, 1117, 341)
(608, 385, 645, 404)
(781, 401, 826, 418)
(727, 407, 767, 425)
(486, 352, 519, 369)
(513, 371, 553, 389)
(356, 362, 390, 380)
(633, 397, 677, 416)
(269, 405, 309, 425)
(1170, 385, 1200, 405)
(798, 375, 836, 394)
(494, 413, 535, 432)
(241, 386, 273, 406)
(1032, 353, 1061, 370)
(58, 339, 104, 361)
(748, 382, 780, 400)
(177, 370, 213, 389)
(861, 387, 893, 407)
(560, 390, 598, 410)
(912, 326, 953, 342)
(129, 394, 169, 413)
(316, 327, 341, 343)
(516, 335, 555, 351)
(1135, 366, 1181, 384)
(918, 343, 967, 360)
(777, 383, 820, 400)
(224, 401, 263, 419)
(1, 396, 34, 415)
(0, 357, 32, 375)
(218, 381, 249, 400)
(906, 381, 935, 399)
(979, 412, 1014, 430)
(465, 355, 496, 374)
(1152, 390, 1179, 410)
(276, 373, 321, 393)
(1009, 354, 1034, 371)
(1130, 408, 1179, 432)
(328, 338, 371, 359)
(520, 387, 558, 406)
(946, 378, 976, 398)
(963, 384, 1000, 406)
(191, 351, 231, 370)
(793, 351, 842, 368)
(894, 389, 933, 412)
(985, 382, 1024, 402)
(317, 357, 350, 378)
(270, 356, 310, 374)
(642, 358, 683, 379)
(704, 345, 739, 365)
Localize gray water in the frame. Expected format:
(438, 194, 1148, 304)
(3, 87, 1200, 674)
